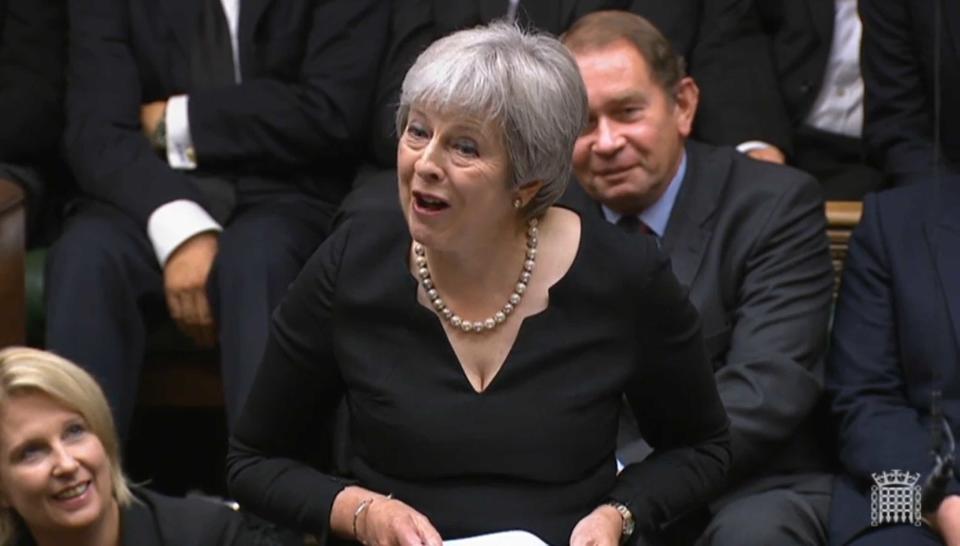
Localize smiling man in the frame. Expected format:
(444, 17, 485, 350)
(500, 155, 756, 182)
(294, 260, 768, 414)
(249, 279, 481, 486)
(561, 11, 836, 546)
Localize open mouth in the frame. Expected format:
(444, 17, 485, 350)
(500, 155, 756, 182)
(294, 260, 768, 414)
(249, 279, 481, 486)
(413, 191, 450, 212)
(53, 481, 90, 501)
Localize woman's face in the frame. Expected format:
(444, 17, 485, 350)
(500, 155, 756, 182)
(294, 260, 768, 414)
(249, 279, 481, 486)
(397, 107, 515, 250)
(0, 392, 115, 535)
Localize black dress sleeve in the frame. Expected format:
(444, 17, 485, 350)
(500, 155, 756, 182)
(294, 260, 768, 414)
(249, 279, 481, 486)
(610, 250, 731, 536)
(226, 219, 354, 539)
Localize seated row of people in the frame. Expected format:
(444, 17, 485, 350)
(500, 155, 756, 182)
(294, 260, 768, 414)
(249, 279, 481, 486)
(3, 12, 957, 546)
(4, 0, 945, 438)
(0, 2, 955, 546)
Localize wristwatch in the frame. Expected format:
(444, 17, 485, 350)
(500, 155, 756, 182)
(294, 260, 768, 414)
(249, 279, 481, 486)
(605, 500, 635, 544)
(151, 114, 167, 152)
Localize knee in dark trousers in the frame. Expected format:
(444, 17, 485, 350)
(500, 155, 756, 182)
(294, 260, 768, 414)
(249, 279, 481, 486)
(211, 199, 332, 424)
(45, 203, 163, 436)
(845, 524, 943, 546)
(698, 487, 828, 546)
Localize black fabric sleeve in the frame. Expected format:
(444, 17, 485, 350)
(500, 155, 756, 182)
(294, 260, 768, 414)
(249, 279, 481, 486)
(610, 249, 731, 536)
(860, 0, 955, 183)
(712, 174, 832, 483)
(0, 0, 66, 161)
(688, 0, 792, 152)
(64, 0, 205, 226)
(188, 0, 388, 171)
(226, 219, 354, 540)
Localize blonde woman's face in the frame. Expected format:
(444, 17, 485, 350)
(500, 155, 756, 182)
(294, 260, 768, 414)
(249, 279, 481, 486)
(0, 392, 115, 534)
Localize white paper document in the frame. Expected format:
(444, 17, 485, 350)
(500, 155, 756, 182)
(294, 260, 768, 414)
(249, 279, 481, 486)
(444, 530, 549, 546)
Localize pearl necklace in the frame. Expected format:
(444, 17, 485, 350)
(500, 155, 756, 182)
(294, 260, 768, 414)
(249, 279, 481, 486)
(414, 218, 539, 334)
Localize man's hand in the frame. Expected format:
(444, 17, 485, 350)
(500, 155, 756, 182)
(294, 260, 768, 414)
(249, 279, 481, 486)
(929, 495, 960, 545)
(164, 232, 218, 347)
(140, 100, 167, 139)
(569, 505, 622, 546)
(746, 145, 786, 164)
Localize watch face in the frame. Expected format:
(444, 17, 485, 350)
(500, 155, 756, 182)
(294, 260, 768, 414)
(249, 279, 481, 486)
(607, 501, 634, 541)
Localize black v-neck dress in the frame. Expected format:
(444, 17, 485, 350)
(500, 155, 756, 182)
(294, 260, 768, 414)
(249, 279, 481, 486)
(228, 207, 729, 545)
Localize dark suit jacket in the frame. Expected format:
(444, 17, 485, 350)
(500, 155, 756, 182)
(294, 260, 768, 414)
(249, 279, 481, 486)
(563, 140, 835, 491)
(623, 0, 791, 155)
(366, 0, 614, 168)
(860, 0, 960, 183)
(0, 0, 65, 163)
(64, 0, 388, 226)
(15, 487, 299, 545)
(756, 0, 832, 137)
(826, 179, 960, 545)
(365, 0, 790, 170)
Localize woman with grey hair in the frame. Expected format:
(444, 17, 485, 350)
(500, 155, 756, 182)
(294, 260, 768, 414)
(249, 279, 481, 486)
(228, 22, 729, 546)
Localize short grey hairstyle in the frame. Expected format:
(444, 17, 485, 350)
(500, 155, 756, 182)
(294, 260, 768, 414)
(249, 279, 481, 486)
(397, 21, 588, 218)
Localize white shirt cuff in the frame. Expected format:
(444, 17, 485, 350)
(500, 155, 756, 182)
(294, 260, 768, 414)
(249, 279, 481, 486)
(165, 95, 197, 170)
(147, 200, 222, 265)
(736, 140, 775, 154)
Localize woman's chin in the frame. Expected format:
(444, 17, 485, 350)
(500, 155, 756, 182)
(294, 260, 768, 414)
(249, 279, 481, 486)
(47, 484, 110, 530)
(406, 214, 446, 247)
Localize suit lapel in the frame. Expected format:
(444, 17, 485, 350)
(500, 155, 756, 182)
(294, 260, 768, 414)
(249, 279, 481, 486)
(660, 142, 725, 288)
(238, 0, 273, 75)
(160, 0, 200, 59)
(942, 0, 960, 72)
(808, 0, 834, 45)
(927, 180, 960, 359)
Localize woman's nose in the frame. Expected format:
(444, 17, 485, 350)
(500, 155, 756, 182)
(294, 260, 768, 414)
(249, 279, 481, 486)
(51, 444, 80, 476)
(414, 139, 443, 181)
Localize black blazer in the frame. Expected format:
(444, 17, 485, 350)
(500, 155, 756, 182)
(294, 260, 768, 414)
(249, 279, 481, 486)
(64, 0, 388, 226)
(563, 140, 835, 488)
(15, 487, 299, 545)
(0, 0, 66, 163)
(621, 0, 792, 154)
(860, 0, 960, 183)
(827, 179, 960, 545)
(365, 0, 790, 170)
(756, 0, 833, 128)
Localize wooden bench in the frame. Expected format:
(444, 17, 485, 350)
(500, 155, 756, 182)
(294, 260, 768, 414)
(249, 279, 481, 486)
(0, 178, 26, 347)
(825, 201, 863, 301)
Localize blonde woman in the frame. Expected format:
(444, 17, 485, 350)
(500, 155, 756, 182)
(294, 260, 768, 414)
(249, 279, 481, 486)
(0, 347, 295, 546)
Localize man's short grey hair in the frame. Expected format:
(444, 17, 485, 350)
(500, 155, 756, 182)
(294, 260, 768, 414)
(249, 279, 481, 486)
(397, 21, 588, 218)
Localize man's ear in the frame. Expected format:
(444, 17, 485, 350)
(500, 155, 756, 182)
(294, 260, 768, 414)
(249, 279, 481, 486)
(517, 180, 544, 208)
(673, 76, 700, 138)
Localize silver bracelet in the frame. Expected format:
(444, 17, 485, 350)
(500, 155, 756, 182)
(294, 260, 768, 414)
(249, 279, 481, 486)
(352, 493, 393, 544)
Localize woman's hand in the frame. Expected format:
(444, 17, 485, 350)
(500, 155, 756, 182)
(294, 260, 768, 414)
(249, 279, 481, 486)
(569, 505, 623, 546)
(331, 486, 442, 546)
(358, 496, 443, 546)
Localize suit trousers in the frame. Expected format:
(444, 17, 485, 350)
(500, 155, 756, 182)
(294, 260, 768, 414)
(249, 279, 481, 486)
(45, 192, 334, 437)
(696, 473, 832, 546)
(793, 126, 886, 200)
